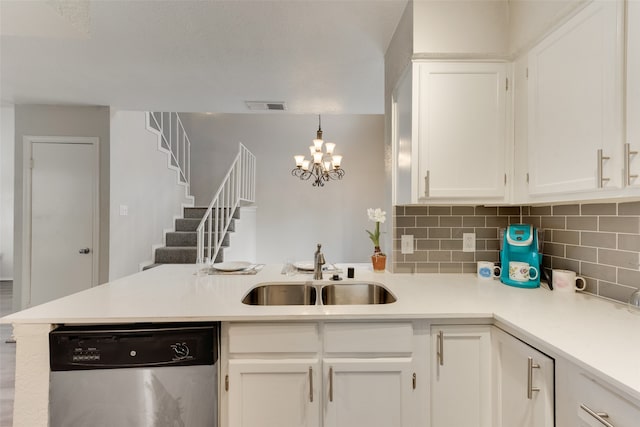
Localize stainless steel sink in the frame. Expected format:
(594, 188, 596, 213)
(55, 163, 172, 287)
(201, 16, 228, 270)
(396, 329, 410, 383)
(321, 283, 396, 305)
(242, 283, 316, 306)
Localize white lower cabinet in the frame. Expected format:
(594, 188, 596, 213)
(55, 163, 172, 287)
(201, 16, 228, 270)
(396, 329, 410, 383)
(323, 358, 414, 427)
(492, 327, 554, 427)
(557, 360, 640, 427)
(228, 359, 321, 427)
(430, 325, 492, 427)
(223, 322, 419, 427)
(224, 321, 640, 427)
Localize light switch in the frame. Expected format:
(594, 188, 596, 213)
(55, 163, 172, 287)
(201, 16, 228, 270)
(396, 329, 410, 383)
(119, 205, 129, 216)
(401, 235, 414, 254)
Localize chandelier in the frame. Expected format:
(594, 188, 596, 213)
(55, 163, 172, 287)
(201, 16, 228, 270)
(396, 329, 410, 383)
(292, 115, 345, 187)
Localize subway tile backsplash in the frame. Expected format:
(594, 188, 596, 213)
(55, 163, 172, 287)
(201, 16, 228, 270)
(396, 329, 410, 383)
(393, 202, 640, 304)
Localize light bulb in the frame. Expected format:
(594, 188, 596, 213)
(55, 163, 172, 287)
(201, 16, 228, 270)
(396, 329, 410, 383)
(302, 160, 310, 171)
(313, 152, 323, 164)
(309, 146, 316, 155)
(332, 155, 342, 168)
(294, 155, 305, 167)
(313, 138, 323, 151)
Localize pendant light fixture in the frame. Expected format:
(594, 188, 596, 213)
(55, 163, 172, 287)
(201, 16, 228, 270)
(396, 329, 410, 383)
(292, 115, 345, 187)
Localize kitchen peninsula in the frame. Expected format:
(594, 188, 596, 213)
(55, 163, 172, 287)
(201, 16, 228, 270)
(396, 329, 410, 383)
(4, 264, 640, 426)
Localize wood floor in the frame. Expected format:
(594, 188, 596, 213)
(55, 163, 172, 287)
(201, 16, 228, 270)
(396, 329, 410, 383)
(0, 281, 15, 427)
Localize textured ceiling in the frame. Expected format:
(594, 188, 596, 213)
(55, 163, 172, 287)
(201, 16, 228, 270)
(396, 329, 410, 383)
(0, 0, 408, 114)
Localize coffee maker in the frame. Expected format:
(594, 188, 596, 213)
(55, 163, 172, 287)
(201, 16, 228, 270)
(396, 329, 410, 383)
(499, 224, 541, 288)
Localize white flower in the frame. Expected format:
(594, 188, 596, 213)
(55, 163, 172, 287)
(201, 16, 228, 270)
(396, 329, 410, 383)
(367, 208, 386, 224)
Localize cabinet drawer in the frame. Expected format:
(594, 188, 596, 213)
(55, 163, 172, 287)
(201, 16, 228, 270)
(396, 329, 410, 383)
(324, 322, 413, 354)
(228, 323, 320, 354)
(573, 370, 640, 427)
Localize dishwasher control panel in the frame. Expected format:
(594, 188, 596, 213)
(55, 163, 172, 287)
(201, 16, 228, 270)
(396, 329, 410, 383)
(50, 323, 218, 371)
(72, 347, 101, 362)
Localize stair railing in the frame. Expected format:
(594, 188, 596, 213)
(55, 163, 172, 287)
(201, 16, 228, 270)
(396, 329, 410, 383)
(147, 112, 191, 186)
(196, 143, 256, 265)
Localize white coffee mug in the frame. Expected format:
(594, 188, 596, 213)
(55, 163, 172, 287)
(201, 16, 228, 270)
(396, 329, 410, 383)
(477, 261, 500, 280)
(509, 261, 539, 282)
(552, 269, 586, 292)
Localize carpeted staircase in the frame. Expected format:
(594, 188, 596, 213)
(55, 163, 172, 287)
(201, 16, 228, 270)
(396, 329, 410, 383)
(144, 207, 240, 269)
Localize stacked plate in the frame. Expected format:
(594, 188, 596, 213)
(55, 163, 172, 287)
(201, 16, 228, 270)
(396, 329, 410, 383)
(211, 261, 254, 272)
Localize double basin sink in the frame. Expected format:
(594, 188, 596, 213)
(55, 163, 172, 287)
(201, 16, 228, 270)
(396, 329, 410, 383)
(242, 282, 396, 306)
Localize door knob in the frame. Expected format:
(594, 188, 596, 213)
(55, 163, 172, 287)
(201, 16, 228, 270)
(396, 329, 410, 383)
(78, 248, 91, 254)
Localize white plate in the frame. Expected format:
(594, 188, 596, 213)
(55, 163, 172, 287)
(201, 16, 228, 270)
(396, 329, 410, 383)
(212, 261, 253, 272)
(294, 261, 315, 271)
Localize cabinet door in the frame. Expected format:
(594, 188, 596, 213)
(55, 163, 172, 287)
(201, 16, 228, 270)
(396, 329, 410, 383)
(626, 0, 640, 188)
(430, 325, 492, 427)
(560, 362, 640, 427)
(414, 61, 508, 202)
(493, 328, 554, 427)
(323, 358, 416, 427)
(227, 359, 321, 427)
(527, 0, 624, 195)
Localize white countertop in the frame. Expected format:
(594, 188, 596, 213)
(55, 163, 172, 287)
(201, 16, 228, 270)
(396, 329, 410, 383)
(4, 263, 640, 402)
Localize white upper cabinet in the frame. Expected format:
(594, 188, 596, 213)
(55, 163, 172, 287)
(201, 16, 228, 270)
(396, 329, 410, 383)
(392, 65, 413, 206)
(527, 0, 624, 196)
(412, 61, 510, 203)
(626, 0, 640, 189)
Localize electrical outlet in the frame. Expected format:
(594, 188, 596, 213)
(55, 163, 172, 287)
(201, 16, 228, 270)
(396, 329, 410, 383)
(119, 205, 129, 216)
(463, 233, 476, 252)
(401, 235, 414, 254)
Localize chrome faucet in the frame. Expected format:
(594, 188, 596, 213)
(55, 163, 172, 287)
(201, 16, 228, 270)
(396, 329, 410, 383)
(314, 243, 325, 280)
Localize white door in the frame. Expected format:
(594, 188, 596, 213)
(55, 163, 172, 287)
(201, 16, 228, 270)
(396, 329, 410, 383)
(323, 358, 416, 427)
(627, 0, 640, 188)
(27, 137, 98, 306)
(527, 0, 624, 195)
(430, 325, 492, 427)
(414, 61, 508, 201)
(227, 359, 321, 427)
(493, 328, 554, 427)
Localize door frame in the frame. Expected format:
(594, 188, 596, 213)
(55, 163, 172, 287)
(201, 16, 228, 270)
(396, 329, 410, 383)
(22, 136, 100, 307)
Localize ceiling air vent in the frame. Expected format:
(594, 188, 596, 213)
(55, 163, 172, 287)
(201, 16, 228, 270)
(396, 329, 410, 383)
(245, 101, 287, 111)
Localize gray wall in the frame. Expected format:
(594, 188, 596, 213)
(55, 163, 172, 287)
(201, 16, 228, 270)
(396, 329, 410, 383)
(109, 110, 193, 279)
(13, 105, 110, 310)
(183, 113, 385, 264)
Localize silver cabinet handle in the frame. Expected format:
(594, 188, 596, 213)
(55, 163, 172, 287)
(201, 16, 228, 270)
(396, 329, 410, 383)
(329, 367, 334, 402)
(625, 143, 638, 186)
(580, 404, 614, 427)
(78, 248, 90, 254)
(437, 330, 444, 366)
(424, 171, 430, 198)
(597, 149, 610, 188)
(527, 357, 540, 399)
(308, 367, 313, 403)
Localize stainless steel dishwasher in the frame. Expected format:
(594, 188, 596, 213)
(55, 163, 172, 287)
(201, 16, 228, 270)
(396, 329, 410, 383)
(49, 323, 219, 427)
